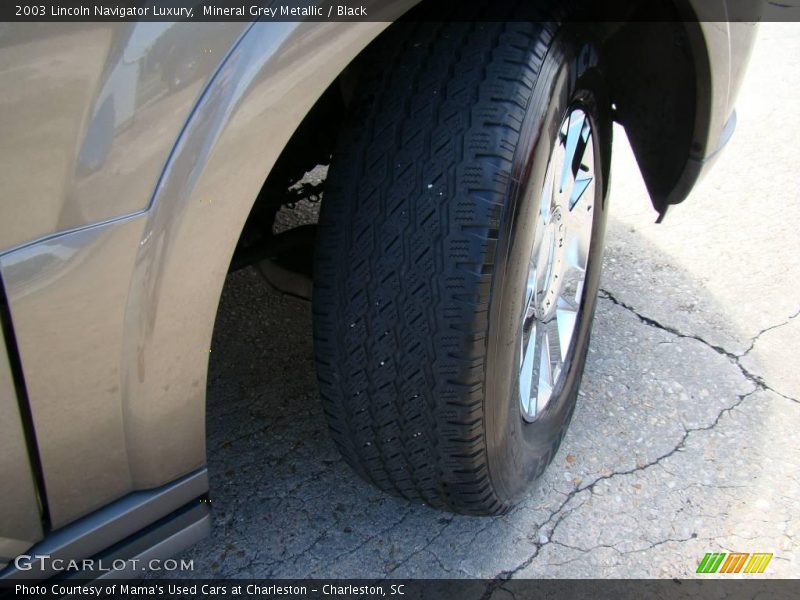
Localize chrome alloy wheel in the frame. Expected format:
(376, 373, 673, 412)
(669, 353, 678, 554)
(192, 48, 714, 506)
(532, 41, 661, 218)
(519, 107, 595, 422)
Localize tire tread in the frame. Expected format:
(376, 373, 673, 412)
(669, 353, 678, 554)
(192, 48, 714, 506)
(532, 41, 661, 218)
(313, 19, 559, 515)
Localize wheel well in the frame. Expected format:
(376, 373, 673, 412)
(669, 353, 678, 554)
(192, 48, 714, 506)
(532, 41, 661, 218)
(234, 0, 705, 264)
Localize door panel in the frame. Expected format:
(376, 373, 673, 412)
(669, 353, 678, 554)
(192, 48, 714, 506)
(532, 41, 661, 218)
(0, 217, 145, 528)
(0, 332, 43, 568)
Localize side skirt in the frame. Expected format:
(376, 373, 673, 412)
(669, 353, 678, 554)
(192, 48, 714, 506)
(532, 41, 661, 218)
(0, 469, 208, 581)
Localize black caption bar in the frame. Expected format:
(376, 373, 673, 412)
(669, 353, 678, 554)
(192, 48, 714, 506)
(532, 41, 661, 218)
(1, 0, 800, 22)
(3, 579, 800, 599)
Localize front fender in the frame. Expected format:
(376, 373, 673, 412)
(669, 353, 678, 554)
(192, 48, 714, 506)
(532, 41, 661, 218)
(120, 20, 394, 489)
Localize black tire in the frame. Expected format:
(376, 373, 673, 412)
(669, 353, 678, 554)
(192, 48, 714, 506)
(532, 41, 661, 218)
(313, 20, 612, 515)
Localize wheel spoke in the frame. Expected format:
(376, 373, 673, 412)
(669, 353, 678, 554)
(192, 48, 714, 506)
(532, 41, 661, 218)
(536, 327, 552, 413)
(561, 112, 593, 195)
(569, 175, 592, 211)
(563, 226, 589, 278)
(519, 322, 537, 413)
(555, 305, 578, 362)
(570, 130, 594, 212)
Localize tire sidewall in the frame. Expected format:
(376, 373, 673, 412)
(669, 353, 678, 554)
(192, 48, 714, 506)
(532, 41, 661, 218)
(484, 31, 612, 504)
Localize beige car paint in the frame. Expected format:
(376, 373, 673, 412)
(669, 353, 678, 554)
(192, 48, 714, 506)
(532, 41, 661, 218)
(0, 340, 42, 567)
(0, 16, 398, 529)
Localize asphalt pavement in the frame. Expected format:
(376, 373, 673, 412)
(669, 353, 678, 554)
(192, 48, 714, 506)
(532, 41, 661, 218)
(165, 23, 799, 579)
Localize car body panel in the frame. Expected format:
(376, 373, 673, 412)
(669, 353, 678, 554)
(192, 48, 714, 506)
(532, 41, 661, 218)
(0, 215, 147, 527)
(0, 22, 244, 252)
(689, 19, 757, 158)
(0, 337, 42, 568)
(647, 3, 759, 210)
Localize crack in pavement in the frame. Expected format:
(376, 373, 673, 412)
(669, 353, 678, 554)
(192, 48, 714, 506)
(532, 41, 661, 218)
(480, 388, 755, 590)
(599, 289, 800, 405)
(478, 291, 778, 595)
(739, 306, 800, 358)
(551, 533, 701, 557)
(386, 517, 456, 575)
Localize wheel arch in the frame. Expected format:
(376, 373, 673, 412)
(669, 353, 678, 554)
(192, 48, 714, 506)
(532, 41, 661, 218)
(119, 18, 406, 488)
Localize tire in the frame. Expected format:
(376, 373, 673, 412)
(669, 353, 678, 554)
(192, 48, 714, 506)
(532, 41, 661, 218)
(313, 20, 612, 515)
